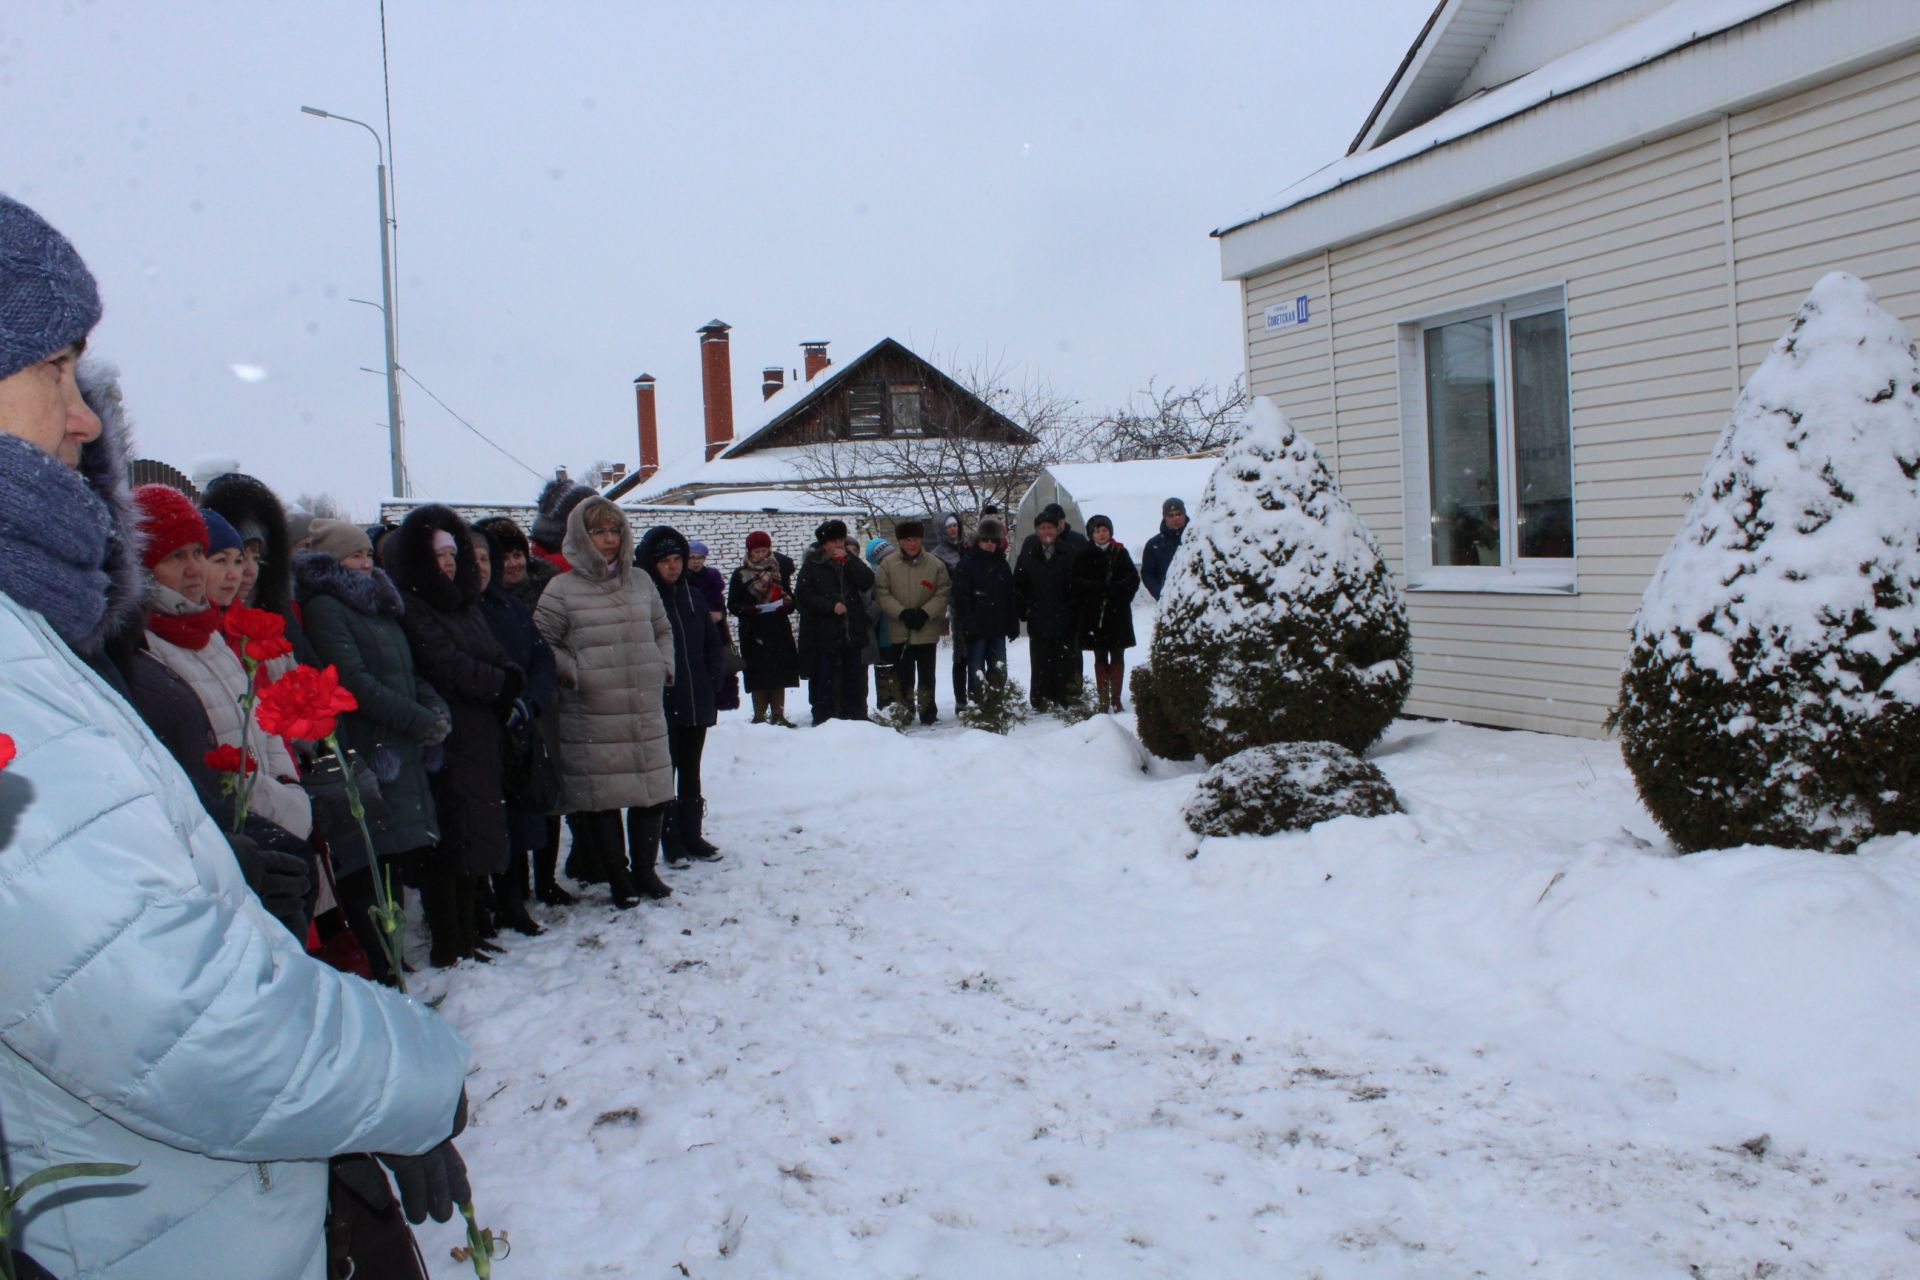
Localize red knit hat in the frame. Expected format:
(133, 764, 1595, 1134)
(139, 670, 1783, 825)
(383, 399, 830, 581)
(745, 530, 772, 552)
(133, 483, 209, 569)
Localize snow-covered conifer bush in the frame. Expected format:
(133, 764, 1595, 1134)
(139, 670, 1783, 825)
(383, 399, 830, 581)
(1183, 741, 1401, 837)
(958, 663, 1029, 735)
(1613, 272, 1920, 853)
(1129, 666, 1196, 760)
(1147, 397, 1411, 762)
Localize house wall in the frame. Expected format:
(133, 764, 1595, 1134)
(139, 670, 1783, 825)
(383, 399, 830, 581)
(1239, 43, 1920, 737)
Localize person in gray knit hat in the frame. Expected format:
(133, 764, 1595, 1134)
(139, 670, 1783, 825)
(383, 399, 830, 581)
(0, 194, 471, 1280)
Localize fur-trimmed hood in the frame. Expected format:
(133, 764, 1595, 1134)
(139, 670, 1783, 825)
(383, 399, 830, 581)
(293, 547, 404, 619)
(387, 503, 478, 613)
(74, 359, 146, 649)
(200, 471, 292, 615)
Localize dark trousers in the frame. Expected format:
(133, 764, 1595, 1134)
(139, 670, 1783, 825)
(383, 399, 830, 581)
(335, 851, 417, 986)
(874, 643, 902, 707)
(575, 808, 629, 874)
(1029, 634, 1078, 708)
(951, 639, 971, 707)
(893, 643, 937, 718)
(667, 723, 707, 813)
(809, 646, 866, 723)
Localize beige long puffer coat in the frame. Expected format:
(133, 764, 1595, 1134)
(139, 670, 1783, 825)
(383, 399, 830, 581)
(145, 586, 313, 839)
(533, 502, 676, 813)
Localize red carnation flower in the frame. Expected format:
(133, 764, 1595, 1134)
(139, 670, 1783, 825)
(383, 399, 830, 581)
(0, 733, 14, 772)
(223, 605, 293, 664)
(203, 745, 258, 775)
(920, 580, 934, 591)
(255, 664, 359, 741)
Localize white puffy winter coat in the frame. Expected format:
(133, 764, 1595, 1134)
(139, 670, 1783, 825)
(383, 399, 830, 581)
(143, 588, 313, 839)
(0, 592, 469, 1279)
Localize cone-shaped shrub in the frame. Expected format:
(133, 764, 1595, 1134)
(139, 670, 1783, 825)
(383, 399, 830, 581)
(1147, 397, 1411, 761)
(1614, 272, 1920, 852)
(1129, 665, 1196, 761)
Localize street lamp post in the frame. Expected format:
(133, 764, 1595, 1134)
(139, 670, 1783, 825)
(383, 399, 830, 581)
(301, 105, 408, 498)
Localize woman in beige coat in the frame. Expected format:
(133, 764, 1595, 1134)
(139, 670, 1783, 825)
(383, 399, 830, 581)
(534, 497, 676, 908)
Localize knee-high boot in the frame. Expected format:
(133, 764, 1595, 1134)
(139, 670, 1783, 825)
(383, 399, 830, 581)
(1108, 658, 1125, 710)
(495, 850, 543, 936)
(421, 863, 462, 969)
(629, 804, 672, 899)
(535, 841, 576, 906)
(565, 813, 606, 885)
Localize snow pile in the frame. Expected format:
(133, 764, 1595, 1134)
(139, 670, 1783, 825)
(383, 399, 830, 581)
(1616, 272, 1920, 852)
(1146, 397, 1410, 761)
(416, 698, 1920, 1278)
(1183, 740, 1400, 836)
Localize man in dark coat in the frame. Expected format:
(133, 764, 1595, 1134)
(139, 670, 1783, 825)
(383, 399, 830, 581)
(794, 518, 875, 724)
(639, 524, 725, 870)
(949, 519, 1019, 689)
(728, 529, 799, 725)
(472, 523, 559, 934)
(1015, 507, 1080, 709)
(1141, 496, 1189, 600)
(388, 504, 524, 967)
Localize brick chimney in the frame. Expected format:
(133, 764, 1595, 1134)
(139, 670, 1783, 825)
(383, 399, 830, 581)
(761, 366, 785, 401)
(633, 373, 660, 482)
(801, 340, 831, 382)
(699, 319, 734, 461)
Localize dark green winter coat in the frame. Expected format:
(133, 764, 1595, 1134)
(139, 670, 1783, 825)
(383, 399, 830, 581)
(293, 549, 448, 870)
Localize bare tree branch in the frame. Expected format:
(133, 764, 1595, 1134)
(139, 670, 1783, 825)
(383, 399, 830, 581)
(1087, 376, 1246, 461)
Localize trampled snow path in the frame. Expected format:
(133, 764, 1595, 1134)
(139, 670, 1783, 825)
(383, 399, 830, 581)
(412, 651, 1920, 1278)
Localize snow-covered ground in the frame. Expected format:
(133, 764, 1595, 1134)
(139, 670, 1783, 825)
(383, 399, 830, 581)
(412, 638, 1920, 1278)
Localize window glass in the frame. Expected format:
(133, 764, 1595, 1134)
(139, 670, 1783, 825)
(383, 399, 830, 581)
(1509, 309, 1573, 559)
(1424, 316, 1500, 567)
(890, 386, 923, 434)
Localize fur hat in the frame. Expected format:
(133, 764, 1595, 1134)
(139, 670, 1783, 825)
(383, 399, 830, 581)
(1162, 496, 1187, 517)
(745, 530, 772, 552)
(308, 518, 372, 562)
(815, 518, 849, 545)
(200, 507, 244, 556)
(894, 519, 925, 541)
(476, 515, 530, 559)
(133, 484, 207, 568)
(200, 472, 292, 614)
(975, 519, 1005, 545)
(0, 195, 101, 380)
(531, 476, 597, 552)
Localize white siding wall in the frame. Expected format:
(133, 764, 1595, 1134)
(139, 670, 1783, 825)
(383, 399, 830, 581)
(1241, 45, 1920, 737)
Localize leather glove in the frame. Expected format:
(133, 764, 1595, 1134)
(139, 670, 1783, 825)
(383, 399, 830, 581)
(379, 1138, 470, 1224)
(899, 607, 928, 631)
(504, 697, 532, 737)
(226, 831, 310, 937)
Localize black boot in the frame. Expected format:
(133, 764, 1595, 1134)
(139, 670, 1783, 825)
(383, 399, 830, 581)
(661, 803, 693, 868)
(564, 813, 607, 886)
(588, 815, 639, 909)
(628, 804, 673, 899)
(534, 844, 577, 906)
(684, 796, 722, 862)
(421, 866, 462, 969)
(495, 852, 544, 936)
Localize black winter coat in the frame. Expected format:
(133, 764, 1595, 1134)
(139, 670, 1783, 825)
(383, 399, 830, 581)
(1141, 520, 1185, 600)
(728, 552, 800, 691)
(389, 506, 522, 878)
(480, 577, 559, 850)
(1071, 540, 1140, 650)
(794, 544, 875, 657)
(951, 546, 1019, 642)
(294, 550, 447, 869)
(638, 525, 724, 728)
(1014, 540, 1078, 640)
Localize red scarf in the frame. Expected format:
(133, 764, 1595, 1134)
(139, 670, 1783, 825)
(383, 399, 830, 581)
(147, 604, 221, 651)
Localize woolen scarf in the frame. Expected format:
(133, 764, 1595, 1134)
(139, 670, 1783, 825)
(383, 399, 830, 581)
(0, 432, 113, 648)
(146, 582, 220, 651)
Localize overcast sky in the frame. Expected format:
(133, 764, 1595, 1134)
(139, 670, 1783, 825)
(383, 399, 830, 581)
(6, 0, 1433, 516)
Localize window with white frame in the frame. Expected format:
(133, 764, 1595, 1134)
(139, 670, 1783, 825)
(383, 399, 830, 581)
(1399, 287, 1574, 593)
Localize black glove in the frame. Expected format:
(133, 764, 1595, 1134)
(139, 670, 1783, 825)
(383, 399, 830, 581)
(226, 831, 310, 937)
(504, 697, 532, 737)
(337, 1086, 467, 1217)
(899, 607, 928, 631)
(379, 1138, 470, 1224)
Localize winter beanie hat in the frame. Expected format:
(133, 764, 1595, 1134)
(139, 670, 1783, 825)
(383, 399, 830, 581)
(687, 539, 709, 558)
(531, 476, 597, 551)
(1034, 507, 1060, 529)
(0, 195, 101, 380)
(746, 530, 772, 552)
(199, 507, 244, 556)
(133, 484, 208, 568)
(815, 518, 849, 544)
(308, 518, 373, 561)
(1087, 514, 1114, 534)
(1162, 496, 1187, 517)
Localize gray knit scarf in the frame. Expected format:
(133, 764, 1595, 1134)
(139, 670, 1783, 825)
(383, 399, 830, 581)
(0, 432, 111, 648)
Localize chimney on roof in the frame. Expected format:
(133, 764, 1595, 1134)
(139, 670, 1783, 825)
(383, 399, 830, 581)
(699, 319, 734, 462)
(634, 374, 660, 483)
(761, 366, 785, 401)
(801, 340, 830, 382)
